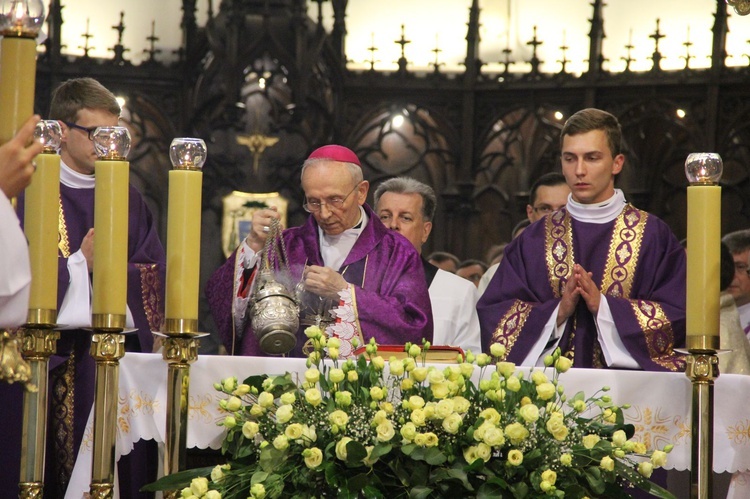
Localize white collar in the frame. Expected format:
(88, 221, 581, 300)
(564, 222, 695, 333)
(60, 159, 95, 189)
(318, 206, 368, 270)
(566, 189, 626, 224)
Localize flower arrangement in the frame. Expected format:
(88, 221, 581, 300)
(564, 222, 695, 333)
(145, 326, 675, 499)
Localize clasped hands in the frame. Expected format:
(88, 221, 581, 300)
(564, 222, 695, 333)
(556, 264, 601, 327)
(245, 208, 347, 300)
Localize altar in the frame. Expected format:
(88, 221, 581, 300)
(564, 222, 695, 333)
(65, 352, 750, 497)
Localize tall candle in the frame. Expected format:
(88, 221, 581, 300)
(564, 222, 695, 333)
(92, 159, 129, 320)
(684, 152, 722, 350)
(0, 36, 36, 144)
(686, 185, 720, 338)
(24, 152, 60, 316)
(164, 137, 207, 333)
(165, 169, 203, 323)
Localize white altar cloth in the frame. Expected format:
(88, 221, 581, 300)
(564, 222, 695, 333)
(66, 352, 750, 497)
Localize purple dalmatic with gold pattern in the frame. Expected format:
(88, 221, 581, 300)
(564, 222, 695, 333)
(0, 173, 165, 497)
(478, 204, 686, 372)
(206, 203, 433, 358)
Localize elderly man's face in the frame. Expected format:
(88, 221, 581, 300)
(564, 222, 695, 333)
(301, 161, 368, 236)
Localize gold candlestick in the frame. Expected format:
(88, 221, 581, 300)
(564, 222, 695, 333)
(683, 152, 722, 499)
(89, 126, 131, 497)
(19, 120, 62, 499)
(162, 138, 207, 486)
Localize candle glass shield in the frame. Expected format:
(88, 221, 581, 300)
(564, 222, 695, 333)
(92, 126, 131, 160)
(169, 138, 207, 170)
(33, 119, 61, 152)
(0, 0, 44, 37)
(250, 219, 300, 355)
(685, 152, 722, 184)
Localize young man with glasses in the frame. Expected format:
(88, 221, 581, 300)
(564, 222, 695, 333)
(3, 78, 165, 496)
(207, 145, 433, 358)
(722, 229, 750, 337)
(478, 108, 686, 371)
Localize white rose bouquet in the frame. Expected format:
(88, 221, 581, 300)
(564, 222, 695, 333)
(144, 327, 675, 498)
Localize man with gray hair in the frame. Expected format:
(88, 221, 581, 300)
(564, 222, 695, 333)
(207, 145, 433, 358)
(374, 176, 481, 354)
(722, 229, 750, 337)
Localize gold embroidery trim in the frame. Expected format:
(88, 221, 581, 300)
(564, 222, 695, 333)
(601, 205, 647, 299)
(58, 197, 70, 258)
(135, 263, 164, 332)
(349, 284, 366, 348)
(545, 210, 574, 298)
(491, 299, 532, 358)
(629, 299, 684, 372)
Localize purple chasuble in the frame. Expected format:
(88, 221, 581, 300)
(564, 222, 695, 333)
(206, 203, 433, 357)
(0, 183, 166, 496)
(477, 205, 686, 372)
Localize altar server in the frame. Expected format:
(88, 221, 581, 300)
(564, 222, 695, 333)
(478, 108, 686, 370)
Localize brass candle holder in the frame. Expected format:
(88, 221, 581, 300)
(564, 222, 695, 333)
(89, 323, 126, 498)
(88, 126, 131, 498)
(682, 152, 723, 499)
(161, 138, 207, 493)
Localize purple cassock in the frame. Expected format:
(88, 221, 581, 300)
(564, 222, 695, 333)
(477, 205, 687, 372)
(206, 203, 433, 358)
(0, 181, 165, 497)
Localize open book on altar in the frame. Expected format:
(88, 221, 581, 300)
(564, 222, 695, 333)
(353, 345, 464, 363)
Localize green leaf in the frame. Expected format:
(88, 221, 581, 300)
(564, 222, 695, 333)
(345, 440, 368, 465)
(409, 485, 433, 499)
(509, 481, 529, 498)
(252, 471, 269, 484)
(424, 447, 447, 465)
(371, 443, 393, 460)
(477, 481, 505, 499)
(584, 467, 605, 495)
(139, 466, 213, 491)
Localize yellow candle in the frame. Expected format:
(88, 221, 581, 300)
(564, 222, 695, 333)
(24, 152, 60, 316)
(165, 169, 203, 323)
(686, 185, 720, 339)
(0, 36, 36, 144)
(92, 159, 129, 320)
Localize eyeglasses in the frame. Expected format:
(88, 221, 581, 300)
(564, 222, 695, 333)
(735, 262, 750, 277)
(303, 183, 360, 213)
(532, 205, 555, 215)
(62, 121, 98, 141)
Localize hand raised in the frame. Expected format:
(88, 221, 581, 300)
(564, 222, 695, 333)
(244, 207, 281, 253)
